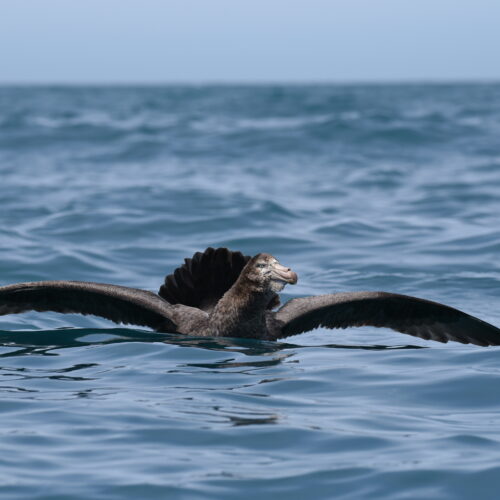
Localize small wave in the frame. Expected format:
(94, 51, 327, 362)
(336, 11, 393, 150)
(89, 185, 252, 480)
(29, 111, 178, 131)
(191, 114, 333, 133)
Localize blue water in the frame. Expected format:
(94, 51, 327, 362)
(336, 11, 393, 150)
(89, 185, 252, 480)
(1, 84, 500, 499)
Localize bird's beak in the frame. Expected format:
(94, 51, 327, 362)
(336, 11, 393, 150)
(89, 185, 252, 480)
(272, 262, 298, 285)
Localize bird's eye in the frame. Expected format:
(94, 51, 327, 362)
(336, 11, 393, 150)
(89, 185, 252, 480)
(256, 263, 265, 268)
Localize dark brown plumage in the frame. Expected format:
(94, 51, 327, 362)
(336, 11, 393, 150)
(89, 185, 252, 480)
(1, 247, 499, 346)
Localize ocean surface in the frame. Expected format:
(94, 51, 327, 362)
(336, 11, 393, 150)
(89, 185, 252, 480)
(1, 84, 500, 499)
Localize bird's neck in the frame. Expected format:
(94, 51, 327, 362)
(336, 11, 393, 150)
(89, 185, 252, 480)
(208, 276, 272, 338)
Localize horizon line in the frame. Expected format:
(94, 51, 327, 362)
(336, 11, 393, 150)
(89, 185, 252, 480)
(1, 78, 500, 87)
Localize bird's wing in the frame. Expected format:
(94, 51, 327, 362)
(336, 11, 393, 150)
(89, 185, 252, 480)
(159, 247, 280, 312)
(159, 247, 251, 312)
(274, 291, 500, 346)
(0, 281, 177, 332)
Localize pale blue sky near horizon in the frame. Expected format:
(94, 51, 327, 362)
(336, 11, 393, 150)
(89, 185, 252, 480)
(1, 0, 499, 84)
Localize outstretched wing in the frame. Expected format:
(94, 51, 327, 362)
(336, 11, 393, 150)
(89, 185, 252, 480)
(0, 281, 177, 332)
(159, 247, 280, 312)
(274, 291, 500, 346)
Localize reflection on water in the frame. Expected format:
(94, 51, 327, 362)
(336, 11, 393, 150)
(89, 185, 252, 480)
(0, 327, 427, 358)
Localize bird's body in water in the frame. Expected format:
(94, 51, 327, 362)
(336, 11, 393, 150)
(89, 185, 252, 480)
(1, 247, 500, 346)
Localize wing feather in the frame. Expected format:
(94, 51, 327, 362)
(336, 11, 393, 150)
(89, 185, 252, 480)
(0, 281, 177, 332)
(158, 247, 280, 312)
(274, 291, 500, 346)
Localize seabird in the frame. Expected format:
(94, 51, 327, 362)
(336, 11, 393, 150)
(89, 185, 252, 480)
(0, 247, 499, 346)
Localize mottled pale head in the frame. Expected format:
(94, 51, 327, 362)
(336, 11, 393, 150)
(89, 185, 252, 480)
(245, 253, 298, 292)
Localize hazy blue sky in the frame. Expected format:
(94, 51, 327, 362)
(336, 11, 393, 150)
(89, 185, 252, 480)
(1, 0, 499, 83)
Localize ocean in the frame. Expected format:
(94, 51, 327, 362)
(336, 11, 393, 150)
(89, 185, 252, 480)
(1, 84, 500, 499)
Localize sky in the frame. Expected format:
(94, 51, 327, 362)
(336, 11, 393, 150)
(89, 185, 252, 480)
(1, 0, 499, 83)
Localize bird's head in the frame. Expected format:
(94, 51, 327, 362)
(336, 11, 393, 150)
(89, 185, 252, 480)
(245, 253, 298, 292)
